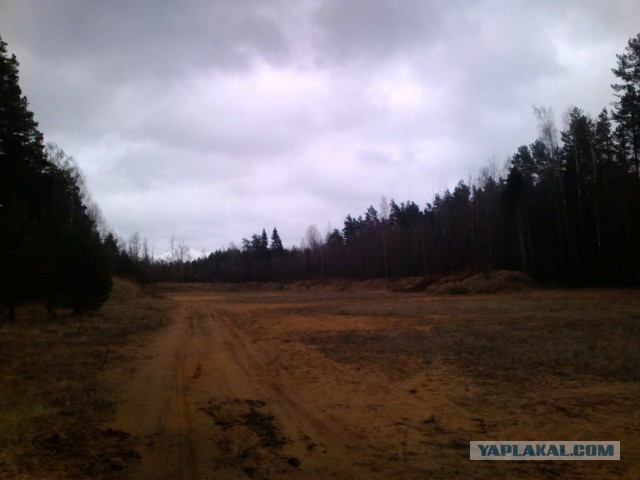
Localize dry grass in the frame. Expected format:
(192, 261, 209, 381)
(0, 278, 172, 479)
(301, 290, 640, 383)
(3, 280, 637, 478)
(214, 287, 640, 479)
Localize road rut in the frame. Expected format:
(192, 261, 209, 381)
(112, 293, 377, 479)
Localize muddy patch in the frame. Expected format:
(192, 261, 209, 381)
(200, 398, 299, 477)
(27, 427, 139, 478)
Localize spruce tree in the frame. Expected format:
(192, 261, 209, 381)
(611, 33, 640, 174)
(270, 228, 284, 254)
(44, 144, 112, 313)
(0, 36, 111, 317)
(0, 34, 47, 318)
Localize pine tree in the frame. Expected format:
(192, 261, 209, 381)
(0, 34, 47, 318)
(260, 228, 269, 256)
(611, 33, 640, 174)
(0, 37, 111, 317)
(594, 109, 614, 165)
(44, 144, 112, 312)
(270, 228, 284, 254)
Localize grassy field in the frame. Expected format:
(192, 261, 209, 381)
(199, 286, 640, 478)
(1, 280, 639, 479)
(301, 289, 640, 383)
(0, 279, 172, 479)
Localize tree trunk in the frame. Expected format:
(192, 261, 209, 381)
(46, 294, 54, 315)
(517, 210, 528, 273)
(622, 195, 640, 281)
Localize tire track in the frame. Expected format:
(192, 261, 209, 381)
(202, 301, 384, 480)
(114, 293, 385, 479)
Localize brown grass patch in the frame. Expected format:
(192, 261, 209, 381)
(301, 289, 640, 383)
(0, 278, 172, 479)
(214, 287, 640, 479)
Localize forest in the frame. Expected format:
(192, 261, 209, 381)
(0, 35, 110, 319)
(2, 32, 640, 318)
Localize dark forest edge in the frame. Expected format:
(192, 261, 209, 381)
(118, 33, 640, 288)
(0, 35, 110, 320)
(2, 33, 640, 320)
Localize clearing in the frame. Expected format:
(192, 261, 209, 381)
(112, 284, 639, 479)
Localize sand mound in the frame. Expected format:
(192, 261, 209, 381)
(426, 270, 534, 294)
(111, 276, 144, 298)
(148, 270, 535, 295)
(283, 270, 534, 294)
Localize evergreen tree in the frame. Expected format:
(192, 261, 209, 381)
(504, 147, 535, 272)
(260, 228, 269, 257)
(0, 34, 47, 318)
(0, 37, 111, 317)
(594, 109, 614, 165)
(270, 228, 284, 254)
(44, 144, 112, 312)
(611, 33, 640, 174)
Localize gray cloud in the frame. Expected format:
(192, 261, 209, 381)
(5, 0, 293, 74)
(312, 0, 443, 65)
(1, 0, 638, 252)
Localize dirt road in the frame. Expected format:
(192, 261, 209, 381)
(112, 292, 387, 479)
(110, 287, 640, 479)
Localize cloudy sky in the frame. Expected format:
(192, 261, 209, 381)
(1, 1, 638, 255)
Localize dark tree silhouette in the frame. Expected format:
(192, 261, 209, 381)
(0, 35, 48, 318)
(0, 36, 111, 318)
(612, 33, 640, 174)
(270, 228, 284, 254)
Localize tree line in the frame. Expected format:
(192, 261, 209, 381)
(2, 32, 640, 320)
(0, 35, 111, 319)
(125, 33, 640, 286)
(122, 34, 640, 285)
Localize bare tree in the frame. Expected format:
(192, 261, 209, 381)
(379, 195, 390, 276)
(169, 236, 177, 263)
(142, 236, 152, 262)
(128, 232, 141, 261)
(305, 224, 322, 250)
(534, 105, 568, 273)
(379, 195, 390, 221)
(86, 201, 109, 239)
(303, 224, 324, 276)
(533, 106, 559, 153)
(44, 143, 91, 228)
(177, 238, 190, 264)
(167, 236, 190, 281)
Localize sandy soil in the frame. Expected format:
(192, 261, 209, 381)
(110, 287, 640, 479)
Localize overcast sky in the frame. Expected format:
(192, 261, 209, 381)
(1, 1, 638, 255)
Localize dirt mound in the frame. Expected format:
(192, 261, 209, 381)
(285, 278, 355, 291)
(427, 270, 534, 294)
(284, 271, 534, 294)
(150, 271, 534, 295)
(111, 277, 144, 298)
(389, 276, 441, 292)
